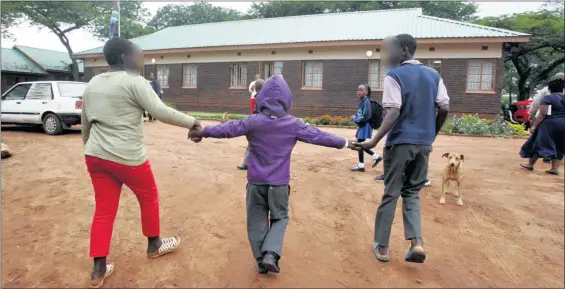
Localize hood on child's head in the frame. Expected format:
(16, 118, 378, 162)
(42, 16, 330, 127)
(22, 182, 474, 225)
(257, 74, 292, 118)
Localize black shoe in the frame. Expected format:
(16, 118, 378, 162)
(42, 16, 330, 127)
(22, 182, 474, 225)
(375, 174, 384, 182)
(256, 257, 268, 274)
(237, 164, 248, 170)
(261, 252, 280, 273)
(372, 156, 383, 168)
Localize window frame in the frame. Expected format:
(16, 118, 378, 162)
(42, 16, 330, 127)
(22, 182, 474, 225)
(367, 60, 388, 90)
(2, 83, 32, 101)
(263, 61, 283, 79)
(465, 59, 497, 94)
(156, 65, 170, 88)
(182, 63, 198, 88)
(301, 60, 323, 90)
(422, 59, 443, 75)
(229, 62, 248, 89)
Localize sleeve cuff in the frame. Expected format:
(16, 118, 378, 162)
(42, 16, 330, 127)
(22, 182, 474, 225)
(343, 138, 349, 149)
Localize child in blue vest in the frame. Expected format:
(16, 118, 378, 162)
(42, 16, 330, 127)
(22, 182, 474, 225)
(351, 84, 382, 172)
(356, 34, 450, 263)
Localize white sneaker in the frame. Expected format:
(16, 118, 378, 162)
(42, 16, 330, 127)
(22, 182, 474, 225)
(424, 179, 431, 187)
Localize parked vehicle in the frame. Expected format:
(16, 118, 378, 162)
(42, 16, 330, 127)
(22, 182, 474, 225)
(506, 99, 533, 129)
(1, 81, 86, 135)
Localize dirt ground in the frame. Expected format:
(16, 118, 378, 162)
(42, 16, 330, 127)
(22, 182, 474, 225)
(1, 122, 564, 288)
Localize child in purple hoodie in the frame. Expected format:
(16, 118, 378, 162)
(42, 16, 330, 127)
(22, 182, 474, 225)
(190, 75, 355, 274)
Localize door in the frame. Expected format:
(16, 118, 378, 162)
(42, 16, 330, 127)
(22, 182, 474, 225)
(21, 83, 55, 124)
(1, 83, 32, 123)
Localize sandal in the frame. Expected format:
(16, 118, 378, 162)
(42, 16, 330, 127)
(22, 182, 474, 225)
(88, 264, 114, 289)
(405, 247, 426, 264)
(147, 237, 181, 259)
(373, 243, 390, 262)
(545, 170, 559, 175)
(520, 163, 534, 171)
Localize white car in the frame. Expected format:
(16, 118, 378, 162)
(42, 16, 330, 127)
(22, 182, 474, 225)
(1, 81, 87, 135)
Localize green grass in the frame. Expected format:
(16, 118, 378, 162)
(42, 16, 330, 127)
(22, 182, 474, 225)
(186, 111, 247, 120)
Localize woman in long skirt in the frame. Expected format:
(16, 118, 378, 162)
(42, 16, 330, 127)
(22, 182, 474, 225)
(520, 76, 565, 175)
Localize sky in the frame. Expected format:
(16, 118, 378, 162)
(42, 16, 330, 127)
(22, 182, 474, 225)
(1, 1, 546, 53)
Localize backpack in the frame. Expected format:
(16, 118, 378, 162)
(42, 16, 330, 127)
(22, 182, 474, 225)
(369, 100, 384, 129)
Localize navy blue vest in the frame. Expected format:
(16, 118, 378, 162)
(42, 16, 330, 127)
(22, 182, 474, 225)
(385, 63, 440, 147)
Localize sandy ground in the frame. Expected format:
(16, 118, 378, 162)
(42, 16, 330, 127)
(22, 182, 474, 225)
(1, 122, 564, 288)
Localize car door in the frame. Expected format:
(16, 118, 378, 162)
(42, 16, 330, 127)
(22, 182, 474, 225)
(1, 83, 32, 123)
(21, 83, 55, 124)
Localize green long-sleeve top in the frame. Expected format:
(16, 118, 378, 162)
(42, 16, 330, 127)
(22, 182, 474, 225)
(81, 71, 195, 166)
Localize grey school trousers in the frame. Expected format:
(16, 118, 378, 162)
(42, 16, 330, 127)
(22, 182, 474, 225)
(374, 144, 431, 246)
(246, 184, 290, 259)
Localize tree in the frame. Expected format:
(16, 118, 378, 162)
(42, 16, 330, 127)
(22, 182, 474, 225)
(90, 1, 155, 40)
(246, 1, 478, 22)
(478, 8, 565, 100)
(148, 2, 244, 31)
(1, 1, 153, 80)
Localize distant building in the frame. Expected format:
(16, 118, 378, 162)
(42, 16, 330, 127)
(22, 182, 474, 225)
(1, 45, 84, 93)
(73, 8, 529, 118)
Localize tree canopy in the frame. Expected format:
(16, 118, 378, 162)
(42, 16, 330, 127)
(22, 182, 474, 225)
(1, 1, 153, 80)
(148, 2, 244, 31)
(246, 1, 478, 22)
(477, 7, 565, 100)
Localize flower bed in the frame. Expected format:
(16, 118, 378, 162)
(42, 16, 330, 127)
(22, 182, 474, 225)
(303, 114, 356, 127)
(441, 114, 528, 137)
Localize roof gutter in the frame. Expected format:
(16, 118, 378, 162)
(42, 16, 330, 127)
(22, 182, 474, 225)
(72, 36, 530, 59)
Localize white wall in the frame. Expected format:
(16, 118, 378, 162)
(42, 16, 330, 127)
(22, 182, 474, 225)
(84, 43, 502, 67)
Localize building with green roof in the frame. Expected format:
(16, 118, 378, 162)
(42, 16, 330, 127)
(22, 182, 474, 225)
(73, 8, 529, 117)
(1, 46, 84, 93)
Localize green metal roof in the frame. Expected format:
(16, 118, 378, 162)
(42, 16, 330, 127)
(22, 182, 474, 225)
(1, 48, 47, 74)
(16, 46, 84, 73)
(74, 8, 530, 56)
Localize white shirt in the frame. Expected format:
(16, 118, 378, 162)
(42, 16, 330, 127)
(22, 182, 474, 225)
(249, 81, 257, 98)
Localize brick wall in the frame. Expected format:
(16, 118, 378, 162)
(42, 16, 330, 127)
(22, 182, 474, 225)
(84, 57, 503, 119)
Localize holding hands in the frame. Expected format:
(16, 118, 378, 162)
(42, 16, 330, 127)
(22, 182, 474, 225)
(188, 120, 203, 143)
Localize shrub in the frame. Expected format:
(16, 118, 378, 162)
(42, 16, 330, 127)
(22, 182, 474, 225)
(442, 114, 527, 137)
(303, 115, 356, 127)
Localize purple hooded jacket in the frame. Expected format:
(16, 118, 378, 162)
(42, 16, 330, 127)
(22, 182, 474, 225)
(201, 75, 347, 185)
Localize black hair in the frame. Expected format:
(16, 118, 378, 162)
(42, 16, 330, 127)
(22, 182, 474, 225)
(103, 37, 135, 65)
(395, 34, 417, 55)
(548, 78, 564, 93)
(359, 84, 372, 98)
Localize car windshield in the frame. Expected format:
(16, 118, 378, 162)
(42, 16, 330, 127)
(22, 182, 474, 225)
(57, 82, 87, 98)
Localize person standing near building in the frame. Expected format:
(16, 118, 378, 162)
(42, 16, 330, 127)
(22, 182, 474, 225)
(249, 74, 261, 114)
(351, 84, 382, 172)
(355, 34, 450, 263)
(144, 72, 163, 122)
(528, 72, 564, 163)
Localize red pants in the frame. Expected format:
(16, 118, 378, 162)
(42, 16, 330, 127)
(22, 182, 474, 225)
(86, 156, 160, 258)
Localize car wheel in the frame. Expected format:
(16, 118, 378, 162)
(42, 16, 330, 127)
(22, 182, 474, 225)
(43, 113, 63, 135)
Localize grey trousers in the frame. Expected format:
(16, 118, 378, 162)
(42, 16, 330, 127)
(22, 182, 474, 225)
(242, 147, 250, 166)
(246, 184, 290, 259)
(374, 144, 431, 246)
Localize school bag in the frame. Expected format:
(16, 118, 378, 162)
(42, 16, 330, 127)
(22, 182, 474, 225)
(369, 100, 384, 129)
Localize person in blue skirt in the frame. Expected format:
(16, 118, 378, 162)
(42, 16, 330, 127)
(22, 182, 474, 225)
(520, 75, 565, 175)
(351, 84, 382, 172)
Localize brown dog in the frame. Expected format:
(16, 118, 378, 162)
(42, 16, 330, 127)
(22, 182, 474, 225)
(440, 152, 464, 206)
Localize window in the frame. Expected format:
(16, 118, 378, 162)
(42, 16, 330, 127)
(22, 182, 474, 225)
(466, 60, 495, 92)
(26, 83, 53, 100)
(183, 64, 197, 87)
(58, 82, 87, 98)
(230, 63, 247, 87)
(368, 61, 388, 89)
(157, 65, 169, 87)
(264, 61, 283, 79)
(303, 61, 323, 88)
(2, 84, 32, 100)
(423, 59, 442, 75)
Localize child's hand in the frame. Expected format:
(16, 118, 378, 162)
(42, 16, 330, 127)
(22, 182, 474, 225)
(347, 139, 357, 150)
(188, 122, 203, 143)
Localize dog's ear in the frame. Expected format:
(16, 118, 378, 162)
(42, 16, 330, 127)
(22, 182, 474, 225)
(442, 153, 449, 158)
(460, 154, 465, 162)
